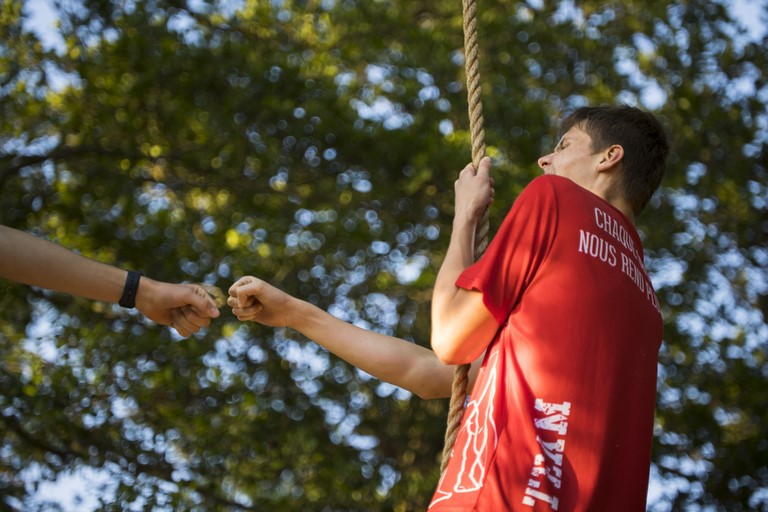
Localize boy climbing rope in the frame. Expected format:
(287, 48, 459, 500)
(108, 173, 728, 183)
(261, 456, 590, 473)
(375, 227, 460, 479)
(229, 105, 669, 511)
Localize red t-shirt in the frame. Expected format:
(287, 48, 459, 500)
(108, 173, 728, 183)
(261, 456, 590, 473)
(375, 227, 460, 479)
(429, 175, 663, 511)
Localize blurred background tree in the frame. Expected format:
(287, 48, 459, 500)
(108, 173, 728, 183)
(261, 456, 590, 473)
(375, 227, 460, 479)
(1, 0, 766, 510)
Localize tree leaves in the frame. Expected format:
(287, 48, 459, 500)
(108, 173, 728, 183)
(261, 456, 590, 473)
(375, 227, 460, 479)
(3, 0, 767, 509)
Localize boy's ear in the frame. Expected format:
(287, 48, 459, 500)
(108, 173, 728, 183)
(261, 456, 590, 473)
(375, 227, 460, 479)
(596, 144, 624, 172)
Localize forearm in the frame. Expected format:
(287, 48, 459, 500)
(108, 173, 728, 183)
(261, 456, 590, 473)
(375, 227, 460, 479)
(433, 217, 476, 314)
(431, 217, 479, 361)
(432, 157, 492, 327)
(289, 297, 456, 399)
(0, 225, 127, 303)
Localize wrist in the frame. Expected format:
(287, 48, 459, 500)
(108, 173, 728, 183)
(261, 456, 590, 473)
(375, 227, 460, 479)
(133, 276, 156, 312)
(291, 298, 322, 333)
(453, 212, 478, 232)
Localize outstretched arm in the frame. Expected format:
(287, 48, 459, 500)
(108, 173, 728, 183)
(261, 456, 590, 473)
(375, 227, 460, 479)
(0, 225, 220, 337)
(431, 157, 499, 364)
(228, 276, 482, 399)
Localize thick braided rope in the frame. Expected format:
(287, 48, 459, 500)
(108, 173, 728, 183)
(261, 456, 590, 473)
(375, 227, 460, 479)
(440, 0, 487, 475)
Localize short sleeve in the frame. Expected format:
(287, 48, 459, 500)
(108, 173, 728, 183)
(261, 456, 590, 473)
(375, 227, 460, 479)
(455, 176, 559, 325)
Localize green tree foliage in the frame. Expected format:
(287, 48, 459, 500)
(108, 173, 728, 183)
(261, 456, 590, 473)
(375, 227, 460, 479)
(1, 0, 766, 510)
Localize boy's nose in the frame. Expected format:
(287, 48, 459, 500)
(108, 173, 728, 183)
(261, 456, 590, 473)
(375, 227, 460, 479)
(537, 153, 552, 171)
